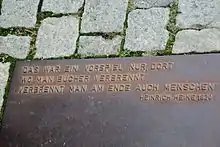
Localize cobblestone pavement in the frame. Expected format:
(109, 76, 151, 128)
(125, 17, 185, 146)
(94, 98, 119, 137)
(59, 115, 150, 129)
(0, 0, 220, 110)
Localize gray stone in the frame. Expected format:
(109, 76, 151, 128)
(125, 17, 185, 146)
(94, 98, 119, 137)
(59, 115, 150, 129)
(173, 29, 220, 53)
(78, 36, 121, 56)
(124, 8, 169, 51)
(42, 0, 84, 13)
(81, 0, 128, 33)
(35, 16, 79, 58)
(177, 0, 220, 29)
(0, 0, 39, 28)
(134, 0, 174, 8)
(0, 35, 31, 59)
(0, 62, 10, 109)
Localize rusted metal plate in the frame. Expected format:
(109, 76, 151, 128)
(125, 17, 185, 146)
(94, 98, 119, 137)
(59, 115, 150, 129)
(1, 54, 220, 147)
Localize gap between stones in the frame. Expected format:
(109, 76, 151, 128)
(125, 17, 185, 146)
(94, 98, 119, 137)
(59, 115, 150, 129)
(164, 0, 179, 55)
(0, 0, 3, 15)
(119, 0, 134, 56)
(80, 32, 122, 39)
(136, 5, 170, 10)
(75, 0, 86, 54)
(0, 58, 16, 129)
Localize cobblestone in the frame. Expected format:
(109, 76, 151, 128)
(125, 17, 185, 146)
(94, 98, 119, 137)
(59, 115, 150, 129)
(42, 0, 84, 13)
(0, 0, 40, 28)
(0, 62, 10, 110)
(0, 35, 31, 59)
(81, 0, 128, 33)
(134, 0, 174, 8)
(173, 29, 220, 53)
(124, 8, 169, 51)
(35, 16, 79, 58)
(78, 36, 121, 56)
(177, 0, 220, 29)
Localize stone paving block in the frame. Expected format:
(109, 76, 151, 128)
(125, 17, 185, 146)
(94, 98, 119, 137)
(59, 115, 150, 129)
(78, 36, 121, 56)
(0, 35, 31, 59)
(81, 0, 128, 33)
(0, 62, 10, 110)
(173, 29, 220, 53)
(177, 0, 220, 29)
(0, 0, 39, 28)
(42, 0, 84, 13)
(35, 16, 79, 58)
(124, 8, 169, 52)
(134, 0, 174, 8)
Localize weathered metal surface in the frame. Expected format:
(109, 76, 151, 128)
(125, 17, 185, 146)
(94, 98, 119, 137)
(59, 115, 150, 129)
(1, 54, 220, 147)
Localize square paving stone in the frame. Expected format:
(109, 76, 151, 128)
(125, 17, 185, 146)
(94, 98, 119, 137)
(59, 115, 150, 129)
(125, 8, 169, 51)
(173, 29, 220, 53)
(0, 0, 40, 28)
(177, 0, 220, 29)
(42, 0, 84, 13)
(81, 0, 128, 33)
(35, 16, 79, 58)
(78, 36, 121, 56)
(0, 35, 31, 59)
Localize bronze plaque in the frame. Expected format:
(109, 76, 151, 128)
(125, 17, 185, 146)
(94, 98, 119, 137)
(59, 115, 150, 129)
(1, 54, 220, 147)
